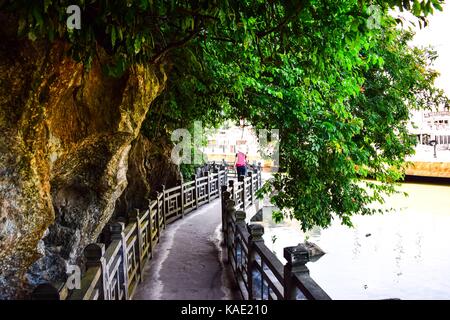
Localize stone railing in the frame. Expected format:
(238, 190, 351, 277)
(31, 164, 233, 300)
(221, 174, 331, 300)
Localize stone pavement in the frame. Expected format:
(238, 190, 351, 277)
(133, 200, 241, 300)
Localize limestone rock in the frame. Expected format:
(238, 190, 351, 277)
(0, 12, 167, 298)
(113, 133, 181, 221)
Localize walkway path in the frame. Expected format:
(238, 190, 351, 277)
(133, 200, 241, 300)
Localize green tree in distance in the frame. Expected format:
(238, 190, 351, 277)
(2, 0, 447, 230)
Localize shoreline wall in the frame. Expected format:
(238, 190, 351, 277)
(406, 161, 450, 178)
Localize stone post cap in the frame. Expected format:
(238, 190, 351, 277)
(84, 243, 105, 261)
(235, 210, 246, 222)
(222, 190, 231, 200)
(129, 208, 139, 219)
(31, 283, 61, 300)
(284, 244, 310, 267)
(110, 221, 125, 234)
(225, 199, 236, 208)
(247, 223, 264, 241)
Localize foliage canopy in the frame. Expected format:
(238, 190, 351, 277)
(2, 0, 448, 230)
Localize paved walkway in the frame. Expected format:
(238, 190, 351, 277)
(133, 200, 241, 300)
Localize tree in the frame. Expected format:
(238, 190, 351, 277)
(2, 0, 447, 232)
(172, 1, 447, 230)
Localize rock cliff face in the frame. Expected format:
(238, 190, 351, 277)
(0, 14, 168, 298)
(113, 133, 181, 221)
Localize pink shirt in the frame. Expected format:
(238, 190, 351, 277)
(236, 152, 246, 166)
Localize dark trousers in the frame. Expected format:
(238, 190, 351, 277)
(236, 165, 246, 177)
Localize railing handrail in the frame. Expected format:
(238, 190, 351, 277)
(253, 242, 284, 284)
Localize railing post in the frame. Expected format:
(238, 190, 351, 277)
(84, 243, 108, 300)
(224, 169, 228, 187)
(161, 185, 166, 228)
(225, 199, 236, 251)
(252, 167, 258, 192)
(283, 244, 310, 300)
(233, 210, 247, 277)
(251, 167, 262, 212)
(221, 186, 230, 234)
(129, 209, 143, 281)
(228, 180, 234, 201)
(257, 162, 262, 188)
(213, 167, 219, 197)
(247, 223, 264, 300)
(151, 198, 160, 242)
(148, 202, 155, 258)
(247, 171, 253, 206)
(234, 211, 246, 228)
(218, 170, 222, 189)
(193, 174, 199, 209)
(207, 172, 211, 203)
(110, 222, 129, 300)
(179, 178, 185, 218)
(99, 222, 112, 246)
(238, 175, 246, 210)
(225, 167, 229, 184)
(31, 283, 61, 300)
(156, 191, 164, 231)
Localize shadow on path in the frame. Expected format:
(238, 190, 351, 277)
(133, 200, 241, 300)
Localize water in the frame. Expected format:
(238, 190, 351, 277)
(261, 182, 450, 299)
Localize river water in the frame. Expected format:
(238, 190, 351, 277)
(261, 182, 450, 299)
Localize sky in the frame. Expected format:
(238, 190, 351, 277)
(397, 2, 450, 95)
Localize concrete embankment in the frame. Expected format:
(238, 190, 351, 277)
(405, 161, 450, 181)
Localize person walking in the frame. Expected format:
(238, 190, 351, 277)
(235, 150, 247, 177)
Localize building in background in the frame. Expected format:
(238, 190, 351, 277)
(408, 106, 450, 163)
(202, 124, 274, 169)
(409, 107, 450, 146)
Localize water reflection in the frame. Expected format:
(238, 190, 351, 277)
(261, 182, 450, 299)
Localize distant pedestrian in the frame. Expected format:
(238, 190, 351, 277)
(235, 150, 247, 177)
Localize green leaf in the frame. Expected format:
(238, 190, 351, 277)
(27, 30, 37, 41)
(31, 6, 43, 28)
(44, 0, 52, 13)
(111, 26, 116, 47)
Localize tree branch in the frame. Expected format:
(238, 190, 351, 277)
(150, 27, 202, 64)
(209, 36, 237, 43)
(256, 1, 307, 38)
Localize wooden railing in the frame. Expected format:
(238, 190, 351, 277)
(31, 164, 233, 300)
(221, 174, 331, 300)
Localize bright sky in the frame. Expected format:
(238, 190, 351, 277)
(396, 2, 450, 95)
